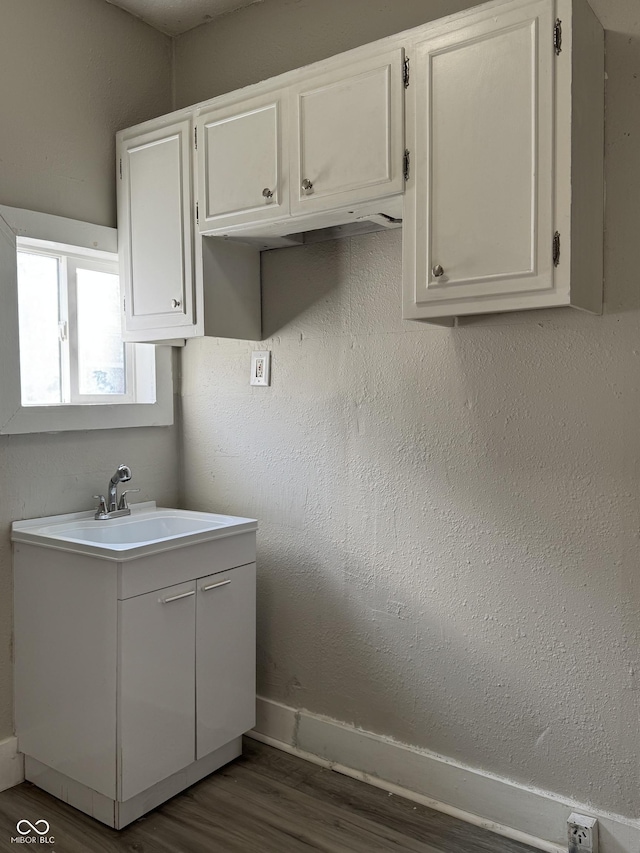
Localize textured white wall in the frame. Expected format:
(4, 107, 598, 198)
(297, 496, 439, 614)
(0, 0, 178, 739)
(176, 0, 640, 820)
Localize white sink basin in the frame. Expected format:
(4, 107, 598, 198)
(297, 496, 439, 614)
(12, 502, 257, 560)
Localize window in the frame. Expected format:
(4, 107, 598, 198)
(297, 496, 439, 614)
(0, 205, 173, 434)
(17, 240, 138, 406)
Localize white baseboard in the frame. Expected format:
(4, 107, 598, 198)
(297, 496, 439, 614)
(249, 697, 640, 853)
(0, 737, 24, 792)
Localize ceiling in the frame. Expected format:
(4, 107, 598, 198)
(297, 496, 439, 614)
(106, 0, 263, 36)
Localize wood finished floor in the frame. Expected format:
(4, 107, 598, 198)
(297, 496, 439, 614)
(0, 739, 538, 853)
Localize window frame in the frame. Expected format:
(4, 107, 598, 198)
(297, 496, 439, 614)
(17, 240, 137, 406)
(66, 252, 136, 405)
(0, 205, 173, 435)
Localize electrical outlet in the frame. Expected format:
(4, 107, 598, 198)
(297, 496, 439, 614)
(250, 351, 271, 386)
(568, 813, 598, 853)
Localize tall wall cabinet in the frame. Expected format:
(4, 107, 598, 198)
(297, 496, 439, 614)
(116, 0, 603, 338)
(118, 119, 196, 340)
(403, 0, 603, 321)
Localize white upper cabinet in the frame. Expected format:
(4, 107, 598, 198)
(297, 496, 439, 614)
(117, 118, 261, 343)
(117, 0, 603, 336)
(118, 120, 195, 341)
(403, 0, 604, 321)
(197, 91, 289, 232)
(290, 49, 405, 216)
(413, 2, 553, 302)
(195, 49, 405, 235)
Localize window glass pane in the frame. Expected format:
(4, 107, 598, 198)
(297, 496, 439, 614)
(17, 251, 62, 405)
(76, 268, 126, 395)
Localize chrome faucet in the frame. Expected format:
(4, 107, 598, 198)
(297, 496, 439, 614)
(94, 465, 139, 520)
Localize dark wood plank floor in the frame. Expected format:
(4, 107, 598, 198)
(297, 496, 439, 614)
(0, 739, 538, 852)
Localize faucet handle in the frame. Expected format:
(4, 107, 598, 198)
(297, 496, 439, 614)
(118, 489, 140, 511)
(93, 495, 107, 515)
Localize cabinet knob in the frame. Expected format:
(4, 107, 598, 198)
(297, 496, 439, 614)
(171, 298, 182, 308)
(432, 264, 445, 278)
(262, 188, 274, 200)
(301, 179, 314, 194)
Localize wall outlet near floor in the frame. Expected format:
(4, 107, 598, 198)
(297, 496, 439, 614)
(250, 351, 271, 386)
(568, 813, 598, 853)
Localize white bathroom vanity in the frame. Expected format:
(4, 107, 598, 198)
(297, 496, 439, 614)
(12, 502, 257, 828)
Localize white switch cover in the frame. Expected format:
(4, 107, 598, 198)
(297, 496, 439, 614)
(250, 351, 271, 386)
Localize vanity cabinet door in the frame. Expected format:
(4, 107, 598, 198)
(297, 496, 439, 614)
(403, 0, 556, 320)
(196, 92, 288, 232)
(290, 48, 405, 216)
(117, 119, 195, 340)
(118, 580, 196, 800)
(196, 563, 256, 760)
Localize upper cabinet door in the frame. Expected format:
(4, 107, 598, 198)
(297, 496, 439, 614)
(290, 48, 405, 216)
(403, 0, 555, 319)
(118, 120, 195, 339)
(197, 92, 288, 232)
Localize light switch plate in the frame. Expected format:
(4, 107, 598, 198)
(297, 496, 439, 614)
(250, 351, 271, 386)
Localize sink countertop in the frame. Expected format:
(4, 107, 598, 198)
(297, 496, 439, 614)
(11, 501, 258, 561)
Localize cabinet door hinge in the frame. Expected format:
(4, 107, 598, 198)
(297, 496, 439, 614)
(119, 158, 122, 180)
(403, 149, 410, 182)
(553, 231, 561, 267)
(554, 18, 562, 55)
(194, 127, 198, 150)
(403, 56, 410, 88)
(196, 202, 199, 225)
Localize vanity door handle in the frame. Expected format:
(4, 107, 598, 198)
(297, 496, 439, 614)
(201, 579, 231, 592)
(160, 590, 195, 604)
